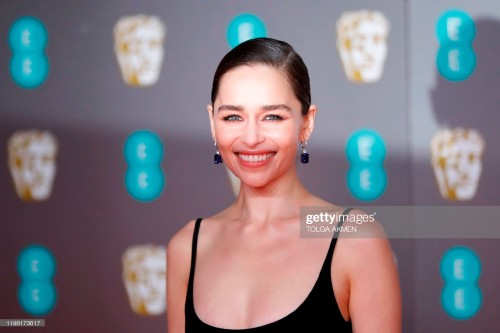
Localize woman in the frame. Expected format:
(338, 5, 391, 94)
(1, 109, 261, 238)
(167, 37, 401, 332)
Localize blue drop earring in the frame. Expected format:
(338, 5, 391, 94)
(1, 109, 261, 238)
(300, 141, 309, 164)
(214, 141, 223, 164)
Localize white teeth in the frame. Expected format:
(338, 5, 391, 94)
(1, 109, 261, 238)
(238, 153, 274, 162)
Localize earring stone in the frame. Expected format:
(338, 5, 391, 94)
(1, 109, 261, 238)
(300, 142, 309, 164)
(214, 151, 223, 164)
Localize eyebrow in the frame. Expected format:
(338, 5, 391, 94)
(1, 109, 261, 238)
(218, 104, 244, 112)
(217, 104, 291, 112)
(262, 104, 291, 112)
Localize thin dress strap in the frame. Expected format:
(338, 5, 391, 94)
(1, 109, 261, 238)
(188, 218, 203, 286)
(324, 207, 354, 265)
(186, 218, 203, 313)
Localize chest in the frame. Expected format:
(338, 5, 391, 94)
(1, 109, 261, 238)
(192, 237, 345, 328)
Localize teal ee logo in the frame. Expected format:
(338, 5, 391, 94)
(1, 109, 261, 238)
(9, 16, 50, 89)
(440, 246, 482, 320)
(124, 130, 165, 202)
(345, 128, 387, 201)
(227, 13, 267, 49)
(436, 10, 476, 82)
(17, 244, 57, 316)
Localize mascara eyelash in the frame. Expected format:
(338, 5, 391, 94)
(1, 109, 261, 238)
(265, 114, 284, 121)
(223, 114, 240, 121)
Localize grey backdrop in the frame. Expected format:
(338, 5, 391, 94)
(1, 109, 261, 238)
(0, 0, 498, 332)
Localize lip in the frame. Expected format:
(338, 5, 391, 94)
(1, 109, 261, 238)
(235, 151, 276, 167)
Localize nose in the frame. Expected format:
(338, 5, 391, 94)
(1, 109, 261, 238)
(241, 118, 265, 147)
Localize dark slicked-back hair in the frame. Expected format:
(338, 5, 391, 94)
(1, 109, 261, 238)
(211, 37, 311, 115)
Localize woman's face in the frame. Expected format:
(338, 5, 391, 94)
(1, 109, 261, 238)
(208, 64, 315, 189)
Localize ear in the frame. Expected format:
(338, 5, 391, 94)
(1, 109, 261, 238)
(207, 104, 216, 140)
(299, 105, 317, 143)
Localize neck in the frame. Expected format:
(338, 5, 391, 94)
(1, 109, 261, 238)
(232, 168, 310, 226)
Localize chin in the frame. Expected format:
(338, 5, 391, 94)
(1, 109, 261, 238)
(236, 174, 273, 189)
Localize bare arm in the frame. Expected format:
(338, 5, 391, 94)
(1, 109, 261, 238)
(346, 220, 402, 333)
(167, 221, 195, 333)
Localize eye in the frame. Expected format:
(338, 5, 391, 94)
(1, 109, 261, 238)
(223, 114, 242, 121)
(264, 114, 283, 121)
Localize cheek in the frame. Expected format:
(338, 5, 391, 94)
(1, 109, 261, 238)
(213, 124, 239, 145)
(268, 126, 301, 152)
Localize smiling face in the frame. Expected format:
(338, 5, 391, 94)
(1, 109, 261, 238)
(208, 64, 314, 189)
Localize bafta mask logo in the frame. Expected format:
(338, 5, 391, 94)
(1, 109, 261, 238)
(337, 10, 390, 83)
(122, 245, 166, 316)
(114, 15, 166, 87)
(431, 128, 484, 201)
(8, 130, 58, 201)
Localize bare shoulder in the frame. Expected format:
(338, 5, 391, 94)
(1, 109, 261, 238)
(337, 208, 402, 332)
(167, 219, 197, 267)
(166, 219, 198, 333)
(337, 208, 394, 269)
(166, 218, 202, 288)
(345, 207, 387, 237)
